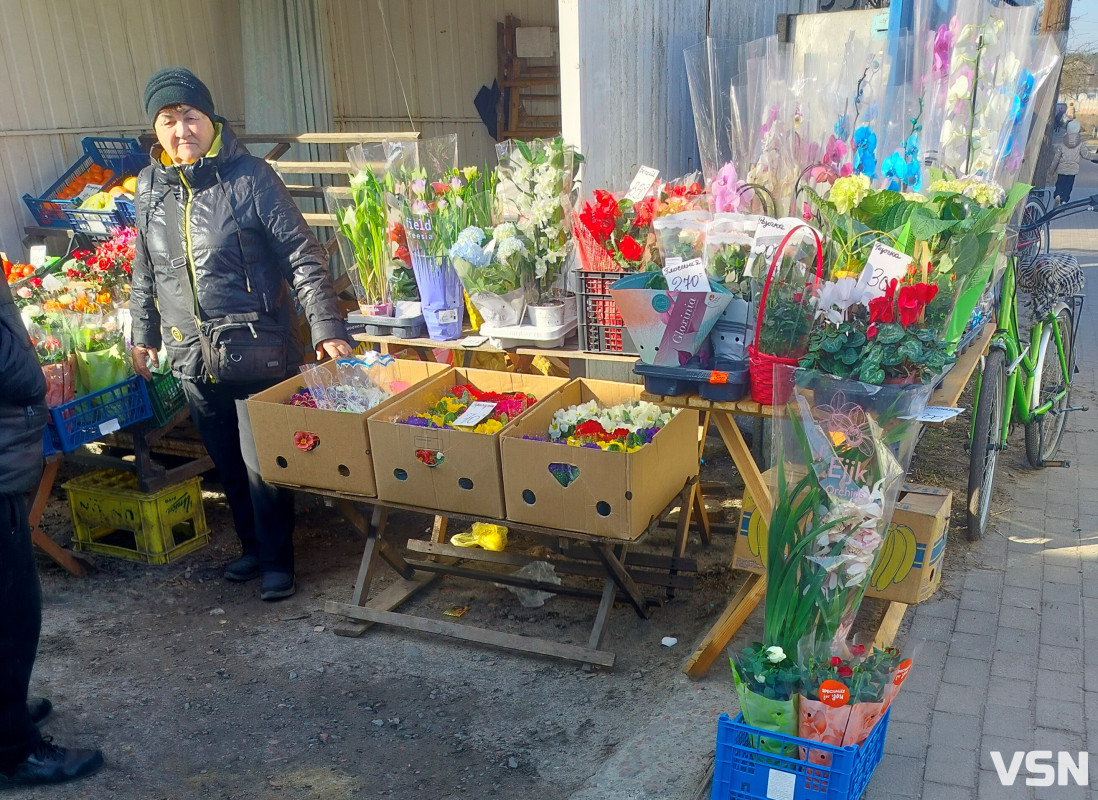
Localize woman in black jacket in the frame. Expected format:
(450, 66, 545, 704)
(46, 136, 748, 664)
(129, 68, 351, 600)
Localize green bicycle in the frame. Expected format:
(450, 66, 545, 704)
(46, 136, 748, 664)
(966, 193, 1088, 541)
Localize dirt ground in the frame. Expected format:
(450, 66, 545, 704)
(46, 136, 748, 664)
(19, 443, 746, 800)
(20, 383, 1051, 800)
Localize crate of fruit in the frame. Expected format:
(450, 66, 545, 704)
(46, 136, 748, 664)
(22, 137, 143, 231)
(49, 375, 152, 453)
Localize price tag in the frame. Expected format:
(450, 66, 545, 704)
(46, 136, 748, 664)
(451, 400, 497, 428)
(746, 217, 795, 278)
(901, 406, 964, 423)
(98, 418, 121, 435)
(437, 309, 459, 324)
(765, 768, 796, 800)
(29, 246, 47, 268)
(459, 335, 488, 347)
(864, 241, 912, 297)
(624, 165, 660, 203)
(662, 257, 707, 293)
(74, 183, 103, 204)
(709, 371, 728, 385)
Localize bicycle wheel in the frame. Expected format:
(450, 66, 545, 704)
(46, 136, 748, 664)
(1016, 196, 1048, 266)
(967, 348, 1006, 541)
(1025, 305, 1074, 467)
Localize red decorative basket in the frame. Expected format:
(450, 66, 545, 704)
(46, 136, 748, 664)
(749, 223, 824, 404)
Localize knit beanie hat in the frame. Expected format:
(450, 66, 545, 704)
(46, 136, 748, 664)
(144, 67, 215, 120)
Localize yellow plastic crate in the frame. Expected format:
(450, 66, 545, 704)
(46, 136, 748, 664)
(62, 470, 209, 564)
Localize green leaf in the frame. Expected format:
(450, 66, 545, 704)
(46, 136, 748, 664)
(925, 352, 948, 370)
(820, 335, 845, 354)
(857, 190, 905, 222)
(859, 364, 885, 384)
(881, 201, 916, 236)
(840, 348, 860, 365)
(897, 339, 924, 362)
(875, 323, 905, 345)
(882, 350, 904, 367)
(909, 208, 962, 241)
(915, 328, 937, 343)
(846, 330, 867, 348)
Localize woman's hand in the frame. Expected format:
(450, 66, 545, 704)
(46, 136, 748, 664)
(131, 346, 159, 380)
(316, 339, 354, 361)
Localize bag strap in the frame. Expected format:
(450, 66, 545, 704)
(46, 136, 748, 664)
(161, 185, 206, 325)
(752, 222, 824, 352)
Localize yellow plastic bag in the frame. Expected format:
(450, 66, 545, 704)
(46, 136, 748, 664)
(450, 523, 508, 552)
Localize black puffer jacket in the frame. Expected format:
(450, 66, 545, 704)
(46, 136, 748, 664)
(0, 278, 47, 494)
(129, 120, 347, 380)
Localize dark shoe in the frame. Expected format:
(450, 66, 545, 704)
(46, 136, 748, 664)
(27, 697, 52, 726)
(260, 571, 295, 601)
(224, 555, 261, 582)
(0, 737, 103, 786)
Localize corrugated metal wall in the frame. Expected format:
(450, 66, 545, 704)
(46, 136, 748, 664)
(0, 0, 244, 259)
(323, 0, 557, 167)
(560, 0, 818, 191)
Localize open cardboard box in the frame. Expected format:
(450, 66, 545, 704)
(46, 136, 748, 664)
(247, 359, 449, 496)
(733, 476, 951, 604)
(368, 368, 569, 518)
(500, 379, 700, 540)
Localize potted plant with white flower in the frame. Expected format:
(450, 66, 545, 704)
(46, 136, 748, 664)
(449, 223, 537, 328)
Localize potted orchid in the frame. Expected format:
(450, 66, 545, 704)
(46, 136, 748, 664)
(495, 137, 584, 328)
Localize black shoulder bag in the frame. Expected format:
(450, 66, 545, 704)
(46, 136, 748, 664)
(163, 182, 287, 384)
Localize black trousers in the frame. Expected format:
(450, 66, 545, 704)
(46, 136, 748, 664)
(1055, 173, 1076, 203)
(0, 493, 41, 768)
(182, 379, 295, 573)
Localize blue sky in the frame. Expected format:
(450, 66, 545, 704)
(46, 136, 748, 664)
(1072, 0, 1098, 49)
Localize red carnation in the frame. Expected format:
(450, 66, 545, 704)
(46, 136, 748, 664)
(618, 234, 644, 263)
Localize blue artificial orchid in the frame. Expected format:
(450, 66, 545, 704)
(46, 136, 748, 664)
(853, 126, 878, 179)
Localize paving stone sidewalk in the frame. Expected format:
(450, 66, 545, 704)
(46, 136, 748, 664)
(864, 250, 1098, 796)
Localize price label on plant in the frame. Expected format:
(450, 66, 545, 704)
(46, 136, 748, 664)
(765, 768, 796, 800)
(29, 246, 47, 268)
(98, 418, 121, 436)
(864, 241, 912, 297)
(746, 217, 796, 277)
(437, 309, 459, 324)
(662, 257, 707, 293)
(624, 165, 660, 203)
(451, 401, 497, 428)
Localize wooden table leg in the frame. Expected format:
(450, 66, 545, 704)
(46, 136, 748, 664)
(29, 459, 84, 577)
(682, 572, 765, 679)
(669, 481, 697, 600)
(693, 412, 712, 543)
(590, 543, 648, 619)
(713, 412, 772, 520)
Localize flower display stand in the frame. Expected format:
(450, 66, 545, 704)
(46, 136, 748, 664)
(273, 477, 701, 667)
(664, 322, 995, 679)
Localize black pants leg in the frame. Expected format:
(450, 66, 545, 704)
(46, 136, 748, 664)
(0, 494, 41, 769)
(1055, 173, 1076, 203)
(182, 380, 295, 573)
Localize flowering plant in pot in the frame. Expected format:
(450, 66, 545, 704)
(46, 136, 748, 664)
(29, 322, 75, 407)
(329, 166, 394, 316)
(495, 137, 584, 323)
(729, 643, 802, 756)
(574, 189, 657, 272)
(449, 223, 537, 327)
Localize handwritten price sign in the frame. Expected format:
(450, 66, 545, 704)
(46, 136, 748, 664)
(662, 257, 708, 292)
(864, 242, 913, 297)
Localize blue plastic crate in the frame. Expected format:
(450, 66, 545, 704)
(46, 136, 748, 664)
(23, 137, 143, 230)
(42, 425, 57, 458)
(114, 198, 137, 226)
(711, 710, 889, 800)
(49, 376, 152, 453)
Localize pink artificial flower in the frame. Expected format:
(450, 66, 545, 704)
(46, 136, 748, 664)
(711, 162, 752, 213)
(932, 24, 953, 77)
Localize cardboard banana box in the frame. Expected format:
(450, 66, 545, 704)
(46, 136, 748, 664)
(733, 474, 951, 605)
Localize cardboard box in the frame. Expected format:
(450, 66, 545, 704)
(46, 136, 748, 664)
(368, 368, 569, 518)
(734, 480, 951, 605)
(247, 360, 449, 496)
(500, 379, 700, 540)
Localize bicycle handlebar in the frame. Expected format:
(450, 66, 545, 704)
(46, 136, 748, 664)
(1020, 193, 1098, 231)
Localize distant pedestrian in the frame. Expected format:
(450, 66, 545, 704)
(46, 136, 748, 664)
(1049, 121, 1098, 205)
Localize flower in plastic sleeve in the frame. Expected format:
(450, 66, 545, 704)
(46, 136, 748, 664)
(837, 665, 854, 679)
(618, 234, 644, 263)
(349, 170, 372, 189)
(765, 645, 786, 664)
(829, 175, 871, 215)
(932, 24, 953, 77)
